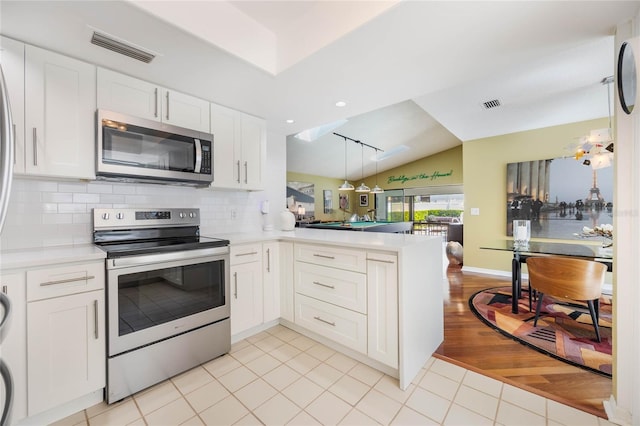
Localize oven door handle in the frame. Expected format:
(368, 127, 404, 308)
(108, 246, 229, 269)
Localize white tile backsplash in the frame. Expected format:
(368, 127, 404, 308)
(0, 177, 266, 250)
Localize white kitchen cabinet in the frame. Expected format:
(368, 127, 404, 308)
(262, 241, 280, 323)
(279, 241, 295, 323)
(26, 262, 105, 416)
(97, 67, 210, 132)
(367, 252, 399, 368)
(210, 102, 266, 190)
(24, 44, 96, 179)
(0, 36, 26, 174)
(0, 273, 28, 423)
(230, 244, 264, 335)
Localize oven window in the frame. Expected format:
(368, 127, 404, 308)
(117, 260, 225, 336)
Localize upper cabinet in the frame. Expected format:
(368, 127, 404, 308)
(24, 45, 96, 179)
(210, 102, 266, 190)
(1, 38, 95, 179)
(0, 36, 25, 174)
(97, 68, 210, 133)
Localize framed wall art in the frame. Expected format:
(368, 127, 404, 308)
(506, 156, 613, 239)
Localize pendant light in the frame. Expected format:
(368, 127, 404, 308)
(338, 136, 354, 191)
(355, 143, 370, 193)
(370, 148, 384, 194)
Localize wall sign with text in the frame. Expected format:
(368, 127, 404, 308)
(386, 170, 453, 185)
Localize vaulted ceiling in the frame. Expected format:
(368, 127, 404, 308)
(1, 1, 637, 180)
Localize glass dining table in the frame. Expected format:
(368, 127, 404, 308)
(480, 240, 613, 314)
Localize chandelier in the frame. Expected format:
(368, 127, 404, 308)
(573, 76, 614, 169)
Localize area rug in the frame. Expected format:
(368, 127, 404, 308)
(469, 286, 612, 377)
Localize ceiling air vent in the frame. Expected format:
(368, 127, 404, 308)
(481, 99, 501, 110)
(91, 31, 156, 63)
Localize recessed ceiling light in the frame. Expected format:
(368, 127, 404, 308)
(335, 101, 347, 107)
(286, 119, 294, 124)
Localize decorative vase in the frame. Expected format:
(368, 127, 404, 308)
(279, 210, 296, 231)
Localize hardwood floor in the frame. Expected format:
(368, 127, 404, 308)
(435, 267, 612, 418)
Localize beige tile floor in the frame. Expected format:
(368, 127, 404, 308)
(53, 325, 616, 426)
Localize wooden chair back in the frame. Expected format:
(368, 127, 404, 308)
(526, 256, 606, 301)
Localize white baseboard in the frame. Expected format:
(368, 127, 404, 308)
(603, 395, 632, 425)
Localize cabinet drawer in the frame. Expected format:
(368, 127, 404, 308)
(295, 294, 367, 354)
(294, 243, 366, 273)
(295, 262, 366, 314)
(230, 243, 262, 265)
(27, 262, 104, 302)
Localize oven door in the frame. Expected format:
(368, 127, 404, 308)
(106, 247, 229, 356)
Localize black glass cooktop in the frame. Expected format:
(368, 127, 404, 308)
(93, 226, 229, 258)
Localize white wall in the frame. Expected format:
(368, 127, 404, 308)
(0, 131, 287, 250)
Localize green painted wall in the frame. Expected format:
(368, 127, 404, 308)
(463, 117, 609, 272)
(286, 172, 350, 222)
(377, 145, 463, 190)
(287, 145, 464, 220)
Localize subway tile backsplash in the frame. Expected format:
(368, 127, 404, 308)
(0, 177, 265, 250)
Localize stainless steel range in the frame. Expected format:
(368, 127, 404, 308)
(93, 208, 230, 403)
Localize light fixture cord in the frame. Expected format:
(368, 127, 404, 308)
(361, 144, 365, 181)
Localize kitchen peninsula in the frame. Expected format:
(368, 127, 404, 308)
(220, 228, 443, 390)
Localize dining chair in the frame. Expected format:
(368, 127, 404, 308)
(526, 256, 606, 342)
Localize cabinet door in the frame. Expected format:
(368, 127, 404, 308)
(0, 273, 27, 423)
(210, 102, 241, 189)
(97, 67, 161, 121)
(27, 290, 105, 416)
(0, 36, 25, 174)
(263, 242, 280, 323)
(230, 261, 263, 335)
(239, 112, 265, 190)
(162, 89, 210, 132)
(367, 253, 399, 368)
(279, 241, 295, 323)
(24, 45, 96, 179)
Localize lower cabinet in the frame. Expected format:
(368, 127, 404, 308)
(262, 241, 280, 323)
(230, 243, 264, 335)
(1, 260, 106, 421)
(367, 253, 399, 368)
(293, 243, 399, 368)
(27, 289, 105, 415)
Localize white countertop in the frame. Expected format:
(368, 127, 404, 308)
(0, 228, 438, 271)
(0, 244, 107, 270)
(213, 228, 439, 252)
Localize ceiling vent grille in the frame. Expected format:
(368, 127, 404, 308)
(482, 99, 501, 110)
(91, 31, 156, 63)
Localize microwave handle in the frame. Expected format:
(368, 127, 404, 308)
(194, 139, 202, 173)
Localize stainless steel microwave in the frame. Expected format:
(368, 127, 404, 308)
(96, 109, 213, 186)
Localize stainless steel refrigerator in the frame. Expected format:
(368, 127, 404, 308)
(0, 60, 16, 426)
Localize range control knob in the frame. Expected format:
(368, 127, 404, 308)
(179, 212, 186, 219)
(116, 212, 125, 220)
(102, 213, 110, 220)
(189, 212, 196, 218)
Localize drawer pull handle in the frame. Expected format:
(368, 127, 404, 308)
(93, 300, 99, 340)
(368, 258, 395, 264)
(313, 316, 335, 326)
(312, 281, 335, 289)
(39, 275, 95, 287)
(266, 248, 271, 272)
(313, 254, 335, 260)
(235, 251, 258, 257)
(233, 272, 238, 299)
